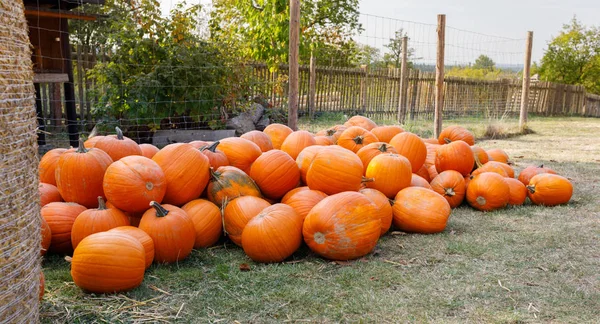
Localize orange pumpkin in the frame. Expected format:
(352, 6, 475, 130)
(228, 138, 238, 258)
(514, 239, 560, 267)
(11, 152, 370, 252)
(55, 139, 113, 208)
(217, 137, 262, 174)
(430, 170, 466, 208)
(241, 130, 273, 152)
(242, 204, 303, 263)
(92, 127, 142, 161)
(41, 202, 87, 254)
(207, 166, 262, 207)
(152, 143, 210, 206)
(84, 135, 104, 149)
(487, 148, 509, 163)
(356, 142, 398, 171)
(392, 187, 451, 233)
(296, 146, 325, 184)
(370, 125, 404, 143)
(139, 202, 195, 263)
(410, 174, 432, 190)
(314, 136, 334, 146)
(139, 143, 159, 159)
(466, 172, 510, 211)
(365, 153, 412, 199)
(471, 146, 489, 168)
(423, 138, 439, 144)
(103, 156, 167, 213)
(281, 187, 328, 220)
(427, 164, 439, 181)
(181, 199, 222, 248)
(526, 174, 573, 206)
(223, 196, 271, 246)
(39, 183, 62, 206)
(189, 140, 212, 149)
(281, 130, 317, 160)
(41, 216, 52, 256)
(415, 165, 431, 182)
(389, 132, 427, 172)
(200, 141, 229, 169)
(306, 146, 364, 195)
(424, 143, 440, 166)
(249, 150, 300, 199)
(505, 178, 527, 206)
(303, 192, 380, 260)
(39, 148, 67, 185)
(316, 125, 346, 143)
(71, 197, 130, 249)
(337, 126, 379, 153)
(518, 164, 557, 185)
(109, 226, 155, 268)
(263, 123, 293, 149)
(434, 140, 474, 176)
(343, 115, 377, 131)
(360, 188, 393, 235)
(471, 161, 510, 178)
(438, 125, 475, 145)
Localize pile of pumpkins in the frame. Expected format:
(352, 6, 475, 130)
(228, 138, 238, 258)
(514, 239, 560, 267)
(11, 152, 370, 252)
(37, 116, 573, 295)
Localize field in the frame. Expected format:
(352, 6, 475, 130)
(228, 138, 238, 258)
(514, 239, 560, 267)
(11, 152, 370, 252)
(40, 117, 600, 323)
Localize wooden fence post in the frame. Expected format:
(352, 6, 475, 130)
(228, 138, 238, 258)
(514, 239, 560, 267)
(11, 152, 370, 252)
(434, 14, 446, 138)
(519, 31, 533, 130)
(360, 65, 368, 114)
(76, 44, 86, 122)
(398, 36, 409, 124)
(308, 51, 316, 119)
(409, 69, 419, 120)
(288, 0, 300, 130)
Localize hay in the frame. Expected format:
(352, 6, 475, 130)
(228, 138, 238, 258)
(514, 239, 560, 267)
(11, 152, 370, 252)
(0, 1, 42, 322)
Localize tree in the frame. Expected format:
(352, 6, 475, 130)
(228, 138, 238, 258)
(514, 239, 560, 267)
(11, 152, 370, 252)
(382, 29, 416, 68)
(539, 17, 600, 94)
(472, 55, 496, 71)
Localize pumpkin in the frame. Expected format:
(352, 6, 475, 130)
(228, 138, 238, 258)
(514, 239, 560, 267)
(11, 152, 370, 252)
(139, 143, 159, 159)
(526, 174, 573, 206)
(71, 232, 145, 293)
(392, 187, 451, 233)
(343, 115, 377, 131)
(71, 197, 131, 249)
(438, 125, 475, 145)
(223, 196, 271, 246)
(84, 135, 104, 149)
(189, 140, 212, 149)
(505, 178, 527, 206)
(207, 166, 262, 207)
(103, 156, 167, 213)
(337, 126, 379, 153)
(249, 150, 300, 199)
(242, 204, 303, 263)
(471, 146, 489, 168)
(356, 142, 398, 171)
(41, 202, 87, 254)
(466, 172, 510, 211)
(109, 226, 155, 268)
(389, 132, 427, 172)
(425, 143, 440, 166)
(152, 143, 210, 206)
(281, 130, 317, 160)
(360, 188, 393, 235)
(263, 123, 293, 149)
(218, 137, 262, 173)
(128, 216, 142, 227)
(306, 146, 364, 195)
(39, 272, 45, 301)
(314, 136, 334, 146)
(518, 164, 557, 185)
(423, 138, 439, 144)
(241, 130, 274, 152)
(92, 127, 142, 161)
(39, 148, 67, 185)
(181, 199, 222, 248)
(415, 165, 431, 182)
(316, 125, 346, 143)
(487, 148, 509, 163)
(281, 187, 328, 220)
(410, 174, 432, 190)
(365, 153, 412, 199)
(427, 164, 439, 181)
(430, 170, 466, 208)
(41, 216, 52, 256)
(39, 183, 62, 206)
(139, 201, 196, 263)
(200, 141, 229, 169)
(471, 161, 510, 177)
(55, 139, 113, 208)
(370, 125, 404, 143)
(434, 140, 474, 176)
(296, 146, 324, 184)
(303, 192, 380, 260)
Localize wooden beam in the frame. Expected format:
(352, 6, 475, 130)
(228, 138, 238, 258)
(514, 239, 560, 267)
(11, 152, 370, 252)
(25, 8, 99, 21)
(519, 31, 533, 130)
(33, 73, 69, 83)
(288, 0, 300, 130)
(434, 14, 446, 138)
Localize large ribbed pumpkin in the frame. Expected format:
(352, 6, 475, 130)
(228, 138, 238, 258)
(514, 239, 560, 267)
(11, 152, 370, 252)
(303, 192, 380, 260)
(410, 174, 432, 190)
(392, 187, 451, 233)
(389, 132, 427, 172)
(39, 148, 67, 185)
(71, 197, 130, 249)
(337, 126, 379, 153)
(316, 125, 346, 143)
(263, 123, 293, 150)
(360, 188, 393, 235)
(471, 161, 509, 177)
(466, 172, 510, 211)
(207, 166, 262, 207)
(343, 115, 377, 131)
(41, 202, 87, 254)
(109, 226, 155, 268)
(41, 216, 52, 256)
(370, 125, 404, 143)
(487, 148, 509, 163)
(430, 171, 466, 208)
(223, 196, 271, 246)
(139, 202, 196, 263)
(103, 156, 167, 213)
(181, 199, 222, 248)
(281, 187, 328, 220)
(55, 139, 113, 208)
(217, 137, 262, 173)
(39, 183, 62, 206)
(306, 146, 364, 195)
(435, 140, 474, 176)
(249, 150, 300, 199)
(365, 153, 412, 199)
(92, 127, 143, 161)
(526, 174, 573, 206)
(518, 164, 557, 185)
(152, 143, 210, 206)
(438, 125, 475, 145)
(505, 178, 527, 206)
(200, 141, 229, 169)
(416, 165, 431, 182)
(241, 130, 274, 152)
(281, 130, 317, 160)
(139, 143, 159, 159)
(356, 142, 398, 171)
(71, 232, 145, 293)
(314, 136, 334, 146)
(242, 204, 303, 263)
(296, 146, 324, 184)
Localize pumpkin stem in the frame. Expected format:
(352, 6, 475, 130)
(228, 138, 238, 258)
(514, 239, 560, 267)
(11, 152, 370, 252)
(444, 188, 456, 197)
(326, 129, 336, 136)
(115, 127, 124, 140)
(76, 138, 88, 153)
(209, 167, 221, 181)
(378, 143, 388, 152)
(526, 185, 535, 194)
(150, 201, 169, 217)
(444, 138, 452, 144)
(64, 256, 73, 263)
(221, 197, 229, 236)
(361, 176, 375, 183)
(473, 153, 483, 169)
(313, 232, 326, 244)
(97, 196, 106, 210)
(388, 198, 395, 207)
(202, 141, 219, 153)
(538, 164, 544, 168)
(476, 196, 487, 206)
(353, 135, 364, 145)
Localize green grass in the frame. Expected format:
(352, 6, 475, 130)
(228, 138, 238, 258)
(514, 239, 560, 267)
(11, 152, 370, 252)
(41, 117, 600, 323)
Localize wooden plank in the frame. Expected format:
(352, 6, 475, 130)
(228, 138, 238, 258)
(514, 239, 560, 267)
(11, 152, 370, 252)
(34, 73, 69, 83)
(308, 53, 316, 118)
(434, 14, 446, 138)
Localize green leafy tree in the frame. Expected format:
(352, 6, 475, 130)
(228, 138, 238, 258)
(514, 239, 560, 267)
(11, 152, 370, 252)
(472, 55, 496, 71)
(382, 29, 417, 68)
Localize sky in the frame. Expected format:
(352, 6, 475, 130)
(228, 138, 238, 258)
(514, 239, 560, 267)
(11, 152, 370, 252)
(159, 0, 600, 65)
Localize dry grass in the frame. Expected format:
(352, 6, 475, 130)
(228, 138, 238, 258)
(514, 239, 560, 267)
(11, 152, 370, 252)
(41, 117, 600, 323)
